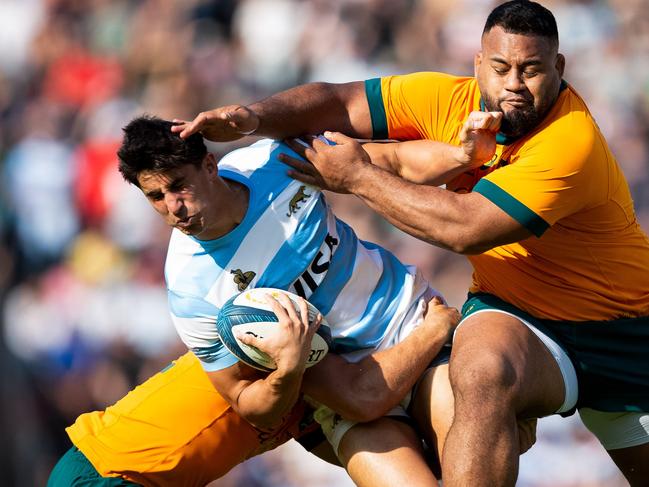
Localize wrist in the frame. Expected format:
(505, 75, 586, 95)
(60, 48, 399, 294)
(238, 107, 260, 136)
(347, 158, 374, 193)
(453, 145, 472, 166)
(271, 360, 306, 382)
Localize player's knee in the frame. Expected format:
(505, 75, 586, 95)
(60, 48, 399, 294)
(450, 350, 519, 406)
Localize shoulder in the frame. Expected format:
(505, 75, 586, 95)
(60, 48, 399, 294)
(517, 86, 602, 172)
(218, 139, 280, 175)
(376, 71, 476, 98)
(219, 139, 303, 193)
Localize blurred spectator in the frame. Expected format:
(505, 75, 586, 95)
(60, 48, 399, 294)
(1, 1, 647, 485)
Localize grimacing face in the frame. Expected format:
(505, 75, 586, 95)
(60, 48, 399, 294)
(475, 26, 565, 138)
(136, 154, 226, 240)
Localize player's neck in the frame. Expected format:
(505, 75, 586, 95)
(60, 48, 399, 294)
(225, 179, 249, 225)
(195, 178, 249, 241)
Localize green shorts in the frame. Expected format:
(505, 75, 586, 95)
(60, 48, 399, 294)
(462, 293, 649, 413)
(47, 446, 139, 487)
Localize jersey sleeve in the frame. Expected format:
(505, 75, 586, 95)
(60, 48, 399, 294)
(168, 290, 238, 372)
(364, 72, 475, 142)
(473, 117, 604, 237)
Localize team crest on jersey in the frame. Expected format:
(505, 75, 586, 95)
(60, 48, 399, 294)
(231, 269, 256, 291)
(482, 153, 500, 168)
(287, 185, 311, 217)
(480, 151, 510, 169)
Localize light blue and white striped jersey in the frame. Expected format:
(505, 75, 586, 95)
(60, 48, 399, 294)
(166, 139, 437, 372)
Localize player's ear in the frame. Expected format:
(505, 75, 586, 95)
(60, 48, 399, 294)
(555, 53, 565, 78)
(474, 52, 483, 78)
(204, 153, 219, 179)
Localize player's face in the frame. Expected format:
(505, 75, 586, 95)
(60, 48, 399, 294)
(475, 26, 565, 138)
(137, 154, 230, 240)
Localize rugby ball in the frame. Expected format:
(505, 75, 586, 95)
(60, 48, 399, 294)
(216, 288, 332, 372)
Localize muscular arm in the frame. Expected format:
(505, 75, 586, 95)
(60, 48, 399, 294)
(303, 299, 459, 422)
(249, 82, 372, 139)
(209, 297, 458, 429)
(362, 111, 502, 186)
(282, 112, 528, 254)
(363, 140, 474, 186)
(175, 82, 372, 141)
(208, 362, 303, 432)
(207, 293, 317, 431)
(348, 162, 531, 254)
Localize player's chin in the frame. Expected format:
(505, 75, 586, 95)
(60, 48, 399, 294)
(501, 109, 538, 137)
(174, 223, 200, 235)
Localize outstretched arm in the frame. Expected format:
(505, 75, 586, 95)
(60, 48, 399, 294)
(303, 297, 460, 422)
(172, 82, 372, 141)
(281, 112, 530, 254)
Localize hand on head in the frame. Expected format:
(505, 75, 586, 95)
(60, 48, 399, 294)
(171, 105, 260, 142)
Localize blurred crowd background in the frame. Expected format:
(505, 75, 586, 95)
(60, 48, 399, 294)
(0, 0, 647, 485)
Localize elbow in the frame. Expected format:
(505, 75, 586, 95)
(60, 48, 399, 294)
(449, 241, 491, 255)
(444, 230, 494, 255)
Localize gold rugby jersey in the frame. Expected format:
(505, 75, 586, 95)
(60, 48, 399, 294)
(67, 352, 283, 487)
(366, 72, 649, 321)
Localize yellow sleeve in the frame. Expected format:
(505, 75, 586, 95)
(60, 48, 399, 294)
(474, 111, 605, 236)
(364, 72, 477, 142)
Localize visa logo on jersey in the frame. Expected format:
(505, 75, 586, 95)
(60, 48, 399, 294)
(290, 233, 339, 299)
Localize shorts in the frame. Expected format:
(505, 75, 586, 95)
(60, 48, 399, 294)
(47, 446, 139, 487)
(310, 399, 413, 457)
(579, 408, 649, 451)
(461, 292, 649, 449)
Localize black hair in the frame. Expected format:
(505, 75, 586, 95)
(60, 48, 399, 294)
(117, 115, 207, 186)
(483, 1, 558, 46)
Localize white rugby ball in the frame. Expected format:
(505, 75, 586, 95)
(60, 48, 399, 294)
(216, 288, 332, 372)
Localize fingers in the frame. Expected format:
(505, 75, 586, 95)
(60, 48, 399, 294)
(235, 330, 262, 348)
(177, 111, 212, 138)
(264, 293, 290, 323)
(171, 119, 189, 132)
(322, 131, 350, 145)
(275, 292, 301, 326)
(298, 297, 309, 329)
(465, 111, 502, 132)
(266, 293, 310, 335)
(278, 153, 322, 186)
(172, 105, 258, 139)
(284, 138, 315, 160)
(312, 313, 322, 332)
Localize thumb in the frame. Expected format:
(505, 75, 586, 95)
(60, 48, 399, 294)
(430, 294, 448, 306)
(311, 313, 323, 333)
(235, 330, 262, 348)
(323, 131, 351, 145)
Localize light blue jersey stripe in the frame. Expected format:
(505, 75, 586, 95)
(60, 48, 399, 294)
(308, 218, 358, 315)
(332, 243, 409, 353)
(168, 289, 220, 319)
(257, 195, 329, 289)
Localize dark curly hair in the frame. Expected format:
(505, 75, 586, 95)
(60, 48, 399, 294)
(117, 115, 207, 187)
(484, 1, 558, 47)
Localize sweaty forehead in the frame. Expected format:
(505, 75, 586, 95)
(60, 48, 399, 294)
(481, 26, 556, 62)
